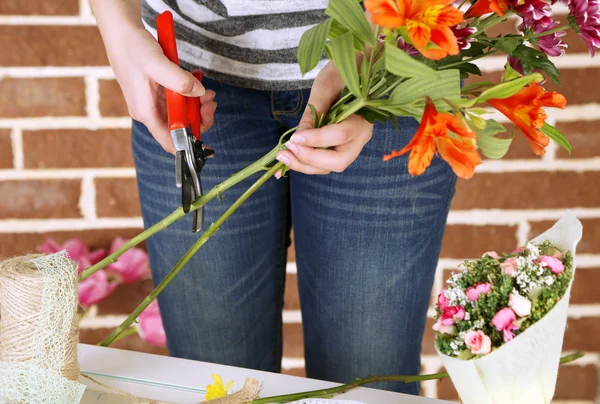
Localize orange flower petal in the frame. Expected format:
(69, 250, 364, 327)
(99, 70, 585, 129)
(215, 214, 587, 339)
(465, 0, 509, 18)
(418, 26, 459, 60)
(365, 0, 406, 29)
(436, 136, 482, 179)
(407, 20, 432, 49)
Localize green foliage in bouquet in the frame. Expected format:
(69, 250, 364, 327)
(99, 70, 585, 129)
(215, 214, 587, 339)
(435, 242, 573, 359)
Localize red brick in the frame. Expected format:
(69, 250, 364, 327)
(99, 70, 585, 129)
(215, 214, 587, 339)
(23, 129, 134, 169)
(421, 318, 437, 355)
(79, 328, 168, 356)
(0, 26, 108, 66)
(99, 80, 129, 117)
(570, 268, 600, 304)
(0, 78, 86, 118)
(0, 0, 78, 15)
(96, 280, 155, 315)
(283, 323, 304, 358)
(452, 172, 600, 210)
(555, 120, 600, 159)
(282, 367, 306, 377)
(441, 225, 518, 258)
(437, 374, 459, 401)
(95, 178, 141, 218)
(529, 219, 600, 255)
(284, 273, 300, 310)
(564, 318, 600, 352)
(0, 129, 13, 169)
(544, 67, 600, 106)
(0, 179, 81, 219)
(0, 228, 143, 258)
(554, 365, 598, 400)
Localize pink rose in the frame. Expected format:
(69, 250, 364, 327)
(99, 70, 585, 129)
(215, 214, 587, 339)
(511, 247, 526, 254)
(106, 237, 151, 283)
(464, 330, 492, 355)
(539, 255, 564, 274)
(509, 292, 532, 317)
(38, 238, 106, 273)
(138, 300, 167, 346)
(465, 283, 493, 301)
(482, 251, 499, 259)
(492, 307, 520, 342)
(440, 306, 466, 326)
(500, 257, 518, 277)
(437, 288, 450, 311)
(78, 270, 119, 306)
(432, 318, 454, 334)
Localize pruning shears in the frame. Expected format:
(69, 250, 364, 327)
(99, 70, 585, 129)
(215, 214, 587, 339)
(156, 11, 213, 232)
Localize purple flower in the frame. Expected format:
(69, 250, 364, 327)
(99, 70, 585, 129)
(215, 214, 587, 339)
(453, 26, 477, 50)
(535, 20, 568, 56)
(397, 36, 419, 56)
(514, 0, 553, 26)
(568, 0, 600, 56)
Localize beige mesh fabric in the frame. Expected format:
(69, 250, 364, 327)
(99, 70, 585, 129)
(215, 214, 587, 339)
(0, 251, 86, 403)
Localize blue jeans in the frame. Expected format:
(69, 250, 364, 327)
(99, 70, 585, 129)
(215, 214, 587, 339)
(132, 77, 456, 394)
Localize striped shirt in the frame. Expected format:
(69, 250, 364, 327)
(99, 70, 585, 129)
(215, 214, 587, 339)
(141, 0, 330, 90)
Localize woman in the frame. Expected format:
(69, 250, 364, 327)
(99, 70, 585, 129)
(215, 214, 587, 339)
(91, 0, 456, 394)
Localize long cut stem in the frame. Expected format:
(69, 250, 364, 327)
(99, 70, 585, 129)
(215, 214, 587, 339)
(98, 163, 284, 347)
(252, 352, 584, 403)
(79, 142, 288, 282)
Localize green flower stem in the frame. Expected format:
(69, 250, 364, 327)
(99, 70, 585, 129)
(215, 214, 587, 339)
(79, 139, 290, 283)
(252, 352, 584, 403)
(439, 50, 499, 70)
(527, 25, 571, 39)
(112, 326, 138, 343)
(98, 163, 284, 347)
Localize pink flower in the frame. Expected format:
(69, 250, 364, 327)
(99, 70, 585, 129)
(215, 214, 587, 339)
(452, 26, 477, 50)
(492, 308, 520, 342)
(568, 0, 600, 56)
(437, 288, 450, 311)
(482, 251, 499, 259)
(500, 257, 518, 277)
(540, 255, 565, 274)
(466, 283, 493, 301)
(440, 306, 466, 326)
(509, 292, 532, 317)
(138, 300, 167, 346)
(105, 237, 151, 283)
(78, 270, 119, 306)
(38, 238, 106, 273)
(464, 330, 492, 355)
(432, 318, 455, 334)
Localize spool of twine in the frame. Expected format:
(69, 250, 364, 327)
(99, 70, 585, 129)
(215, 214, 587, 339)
(0, 254, 80, 381)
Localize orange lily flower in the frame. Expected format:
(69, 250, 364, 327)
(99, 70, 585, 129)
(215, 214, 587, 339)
(384, 99, 482, 179)
(488, 83, 567, 156)
(464, 0, 509, 18)
(365, 0, 464, 60)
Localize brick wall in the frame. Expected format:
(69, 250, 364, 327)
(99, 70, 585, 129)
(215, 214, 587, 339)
(1, 2, 599, 402)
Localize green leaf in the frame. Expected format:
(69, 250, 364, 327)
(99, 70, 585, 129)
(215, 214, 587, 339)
(356, 106, 390, 124)
(460, 63, 482, 76)
(297, 18, 332, 75)
(540, 123, 572, 154)
(472, 119, 512, 159)
(328, 19, 348, 40)
(460, 41, 488, 57)
(326, 32, 361, 97)
(502, 62, 523, 81)
(325, 0, 376, 48)
(385, 43, 440, 79)
(308, 104, 320, 128)
(458, 349, 475, 360)
(474, 73, 543, 104)
(388, 69, 461, 106)
(513, 44, 560, 85)
(360, 54, 370, 98)
(493, 36, 521, 54)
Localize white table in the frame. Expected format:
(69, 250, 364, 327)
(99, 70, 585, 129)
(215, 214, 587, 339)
(78, 344, 451, 403)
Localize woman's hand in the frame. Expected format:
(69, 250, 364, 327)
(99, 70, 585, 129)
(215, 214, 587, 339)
(91, 0, 217, 154)
(276, 62, 373, 175)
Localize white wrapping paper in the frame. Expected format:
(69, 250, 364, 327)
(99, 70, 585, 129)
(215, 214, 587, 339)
(436, 211, 583, 404)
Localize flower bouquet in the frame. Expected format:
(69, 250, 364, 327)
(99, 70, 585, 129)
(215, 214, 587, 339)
(433, 212, 583, 404)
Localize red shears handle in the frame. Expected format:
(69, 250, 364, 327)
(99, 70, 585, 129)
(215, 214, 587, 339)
(156, 11, 188, 132)
(187, 71, 204, 140)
